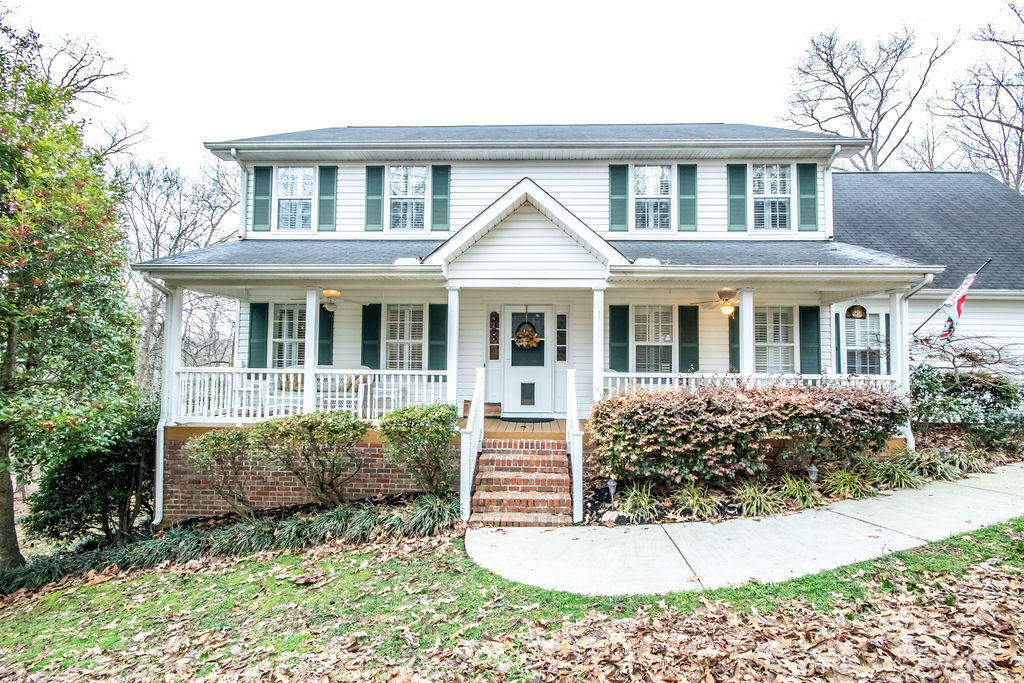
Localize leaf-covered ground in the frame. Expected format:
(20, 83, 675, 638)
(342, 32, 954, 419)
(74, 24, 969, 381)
(2, 520, 1024, 681)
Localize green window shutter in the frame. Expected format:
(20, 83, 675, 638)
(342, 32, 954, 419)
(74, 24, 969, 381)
(317, 166, 337, 231)
(360, 304, 382, 369)
(884, 313, 892, 375)
(608, 165, 629, 231)
(252, 166, 272, 232)
(726, 164, 747, 231)
(834, 312, 843, 373)
(799, 306, 821, 375)
(797, 163, 818, 231)
(728, 308, 740, 372)
(677, 165, 697, 231)
(428, 303, 448, 370)
(608, 305, 629, 371)
(364, 166, 384, 231)
(317, 305, 334, 366)
(677, 306, 699, 372)
(247, 302, 269, 368)
(430, 165, 450, 231)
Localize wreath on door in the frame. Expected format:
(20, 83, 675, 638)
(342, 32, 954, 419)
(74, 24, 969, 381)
(513, 320, 541, 349)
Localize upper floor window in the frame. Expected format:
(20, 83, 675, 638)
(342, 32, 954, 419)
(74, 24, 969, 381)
(277, 167, 315, 231)
(754, 306, 794, 373)
(389, 166, 427, 230)
(634, 165, 671, 231)
(634, 305, 673, 372)
(385, 304, 425, 369)
(845, 311, 883, 375)
(752, 164, 791, 230)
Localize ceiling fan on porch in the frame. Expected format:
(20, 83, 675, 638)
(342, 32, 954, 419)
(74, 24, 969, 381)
(688, 289, 739, 316)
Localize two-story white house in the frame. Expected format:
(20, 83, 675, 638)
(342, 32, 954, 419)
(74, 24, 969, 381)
(137, 123, 1024, 527)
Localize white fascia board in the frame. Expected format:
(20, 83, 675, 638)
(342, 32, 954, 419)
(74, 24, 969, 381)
(912, 288, 1024, 300)
(423, 177, 630, 267)
(609, 264, 943, 283)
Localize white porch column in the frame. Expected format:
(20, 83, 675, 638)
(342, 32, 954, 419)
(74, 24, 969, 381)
(592, 287, 605, 403)
(303, 288, 318, 412)
(738, 287, 755, 376)
(162, 287, 184, 423)
(446, 286, 460, 405)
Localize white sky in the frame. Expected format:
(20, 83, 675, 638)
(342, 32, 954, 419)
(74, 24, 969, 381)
(16, 0, 1009, 174)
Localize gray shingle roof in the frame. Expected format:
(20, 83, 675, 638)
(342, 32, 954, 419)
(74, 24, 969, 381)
(136, 239, 445, 268)
(608, 240, 923, 268)
(833, 172, 1024, 290)
(211, 123, 852, 146)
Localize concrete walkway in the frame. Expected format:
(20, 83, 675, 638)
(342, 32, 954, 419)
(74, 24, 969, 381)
(465, 462, 1024, 595)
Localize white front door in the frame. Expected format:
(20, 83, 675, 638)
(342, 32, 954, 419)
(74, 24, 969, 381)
(502, 304, 554, 415)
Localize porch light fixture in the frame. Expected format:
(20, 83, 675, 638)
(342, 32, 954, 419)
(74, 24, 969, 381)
(720, 303, 735, 316)
(322, 289, 341, 298)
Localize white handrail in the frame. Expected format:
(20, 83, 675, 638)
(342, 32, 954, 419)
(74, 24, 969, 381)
(565, 368, 584, 524)
(459, 367, 486, 521)
(602, 371, 899, 396)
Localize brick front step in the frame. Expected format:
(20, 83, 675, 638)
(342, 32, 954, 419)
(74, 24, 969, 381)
(474, 471, 571, 493)
(471, 490, 571, 513)
(477, 455, 569, 474)
(481, 439, 568, 452)
(470, 511, 573, 527)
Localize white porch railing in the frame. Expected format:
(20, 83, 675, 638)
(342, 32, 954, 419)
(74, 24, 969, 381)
(459, 367, 486, 521)
(602, 371, 899, 396)
(173, 367, 448, 423)
(565, 368, 584, 524)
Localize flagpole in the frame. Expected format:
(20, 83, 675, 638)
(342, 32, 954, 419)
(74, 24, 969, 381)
(911, 258, 992, 337)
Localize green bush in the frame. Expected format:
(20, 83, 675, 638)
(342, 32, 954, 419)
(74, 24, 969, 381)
(911, 365, 1023, 447)
(23, 396, 159, 544)
(379, 403, 459, 497)
(185, 427, 262, 516)
(591, 383, 908, 486)
(248, 411, 370, 506)
(732, 480, 783, 517)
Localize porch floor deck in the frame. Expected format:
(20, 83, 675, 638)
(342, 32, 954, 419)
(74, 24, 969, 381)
(457, 417, 587, 441)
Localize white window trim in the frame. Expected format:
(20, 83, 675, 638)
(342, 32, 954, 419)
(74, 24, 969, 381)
(754, 305, 801, 374)
(748, 163, 797, 233)
(384, 165, 432, 232)
(628, 163, 676, 233)
(270, 303, 307, 369)
(381, 302, 430, 370)
(629, 304, 676, 373)
(841, 306, 888, 375)
(267, 164, 320, 234)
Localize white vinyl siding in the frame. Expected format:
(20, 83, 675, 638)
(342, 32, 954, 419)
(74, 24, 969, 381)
(385, 304, 425, 370)
(752, 164, 792, 231)
(388, 166, 427, 231)
(755, 306, 795, 373)
(276, 167, 315, 231)
(633, 165, 672, 231)
(845, 313, 883, 375)
(634, 305, 673, 372)
(272, 304, 306, 368)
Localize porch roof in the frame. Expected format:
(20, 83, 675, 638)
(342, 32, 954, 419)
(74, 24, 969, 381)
(134, 239, 445, 269)
(608, 240, 927, 268)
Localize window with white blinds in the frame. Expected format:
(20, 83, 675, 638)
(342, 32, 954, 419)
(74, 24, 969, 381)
(272, 304, 306, 368)
(754, 306, 795, 373)
(634, 165, 671, 231)
(634, 305, 673, 372)
(276, 167, 315, 231)
(752, 164, 791, 230)
(385, 304, 425, 370)
(845, 313, 883, 375)
(389, 166, 426, 230)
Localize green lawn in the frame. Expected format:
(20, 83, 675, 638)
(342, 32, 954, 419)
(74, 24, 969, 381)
(3, 518, 1024, 679)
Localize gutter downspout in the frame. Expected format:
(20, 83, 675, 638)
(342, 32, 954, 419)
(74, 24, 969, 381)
(892, 272, 934, 453)
(230, 148, 247, 240)
(143, 275, 172, 529)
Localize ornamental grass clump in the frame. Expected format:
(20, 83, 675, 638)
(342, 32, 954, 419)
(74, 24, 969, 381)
(670, 482, 723, 521)
(901, 449, 962, 481)
(867, 458, 927, 490)
(617, 482, 660, 524)
(590, 383, 908, 487)
(778, 472, 824, 508)
(820, 467, 877, 499)
(732, 480, 783, 517)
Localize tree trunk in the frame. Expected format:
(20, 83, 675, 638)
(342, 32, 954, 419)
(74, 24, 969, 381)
(0, 424, 26, 570)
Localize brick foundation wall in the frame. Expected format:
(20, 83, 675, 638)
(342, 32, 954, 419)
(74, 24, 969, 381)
(162, 426, 423, 524)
